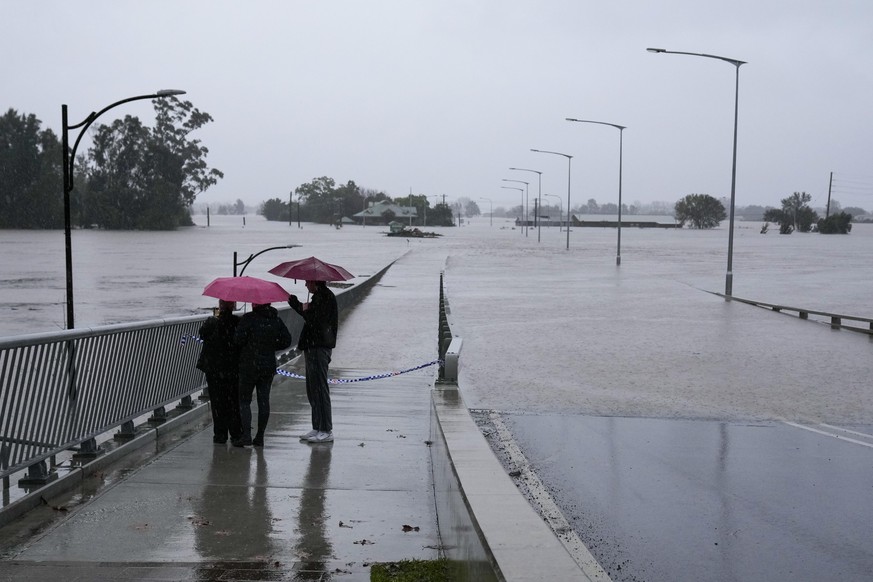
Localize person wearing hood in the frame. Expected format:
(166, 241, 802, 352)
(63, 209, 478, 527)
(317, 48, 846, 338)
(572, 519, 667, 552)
(233, 303, 293, 447)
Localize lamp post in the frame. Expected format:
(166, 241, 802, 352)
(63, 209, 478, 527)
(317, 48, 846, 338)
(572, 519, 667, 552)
(479, 197, 493, 226)
(531, 149, 573, 250)
(233, 245, 301, 277)
(62, 90, 186, 329)
(647, 47, 745, 296)
(566, 118, 626, 265)
(501, 179, 529, 236)
(544, 193, 563, 231)
(509, 167, 543, 242)
(501, 186, 524, 232)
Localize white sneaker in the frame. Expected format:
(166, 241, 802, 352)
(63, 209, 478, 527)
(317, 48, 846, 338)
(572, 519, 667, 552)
(307, 431, 333, 443)
(298, 429, 318, 441)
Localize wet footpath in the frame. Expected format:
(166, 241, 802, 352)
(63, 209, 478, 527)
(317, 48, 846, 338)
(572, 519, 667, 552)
(0, 249, 447, 581)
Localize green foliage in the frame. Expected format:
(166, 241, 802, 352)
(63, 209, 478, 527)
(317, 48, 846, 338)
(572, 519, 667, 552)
(80, 97, 223, 230)
(673, 193, 726, 229)
(817, 211, 853, 234)
(428, 202, 455, 226)
(295, 176, 337, 223)
(259, 198, 289, 221)
(781, 192, 818, 233)
(370, 558, 452, 581)
(0, 109, 63, 228)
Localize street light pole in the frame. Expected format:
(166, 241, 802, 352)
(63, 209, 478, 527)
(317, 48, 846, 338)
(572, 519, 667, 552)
(566, 118, 626, 265)
(500, 186, 524, 232)
(479, 197, 493, 226)
(62, 90, 186, 329)
(647, 47, 745, 296)
(501, 179, 529, 236)
(509, 167, 543, 242)
(531, 149, 573, 250)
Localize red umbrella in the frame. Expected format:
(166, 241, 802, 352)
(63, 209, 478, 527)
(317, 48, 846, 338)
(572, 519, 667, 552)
(269, 256, 354, 282)
(202, 276, 290, 304)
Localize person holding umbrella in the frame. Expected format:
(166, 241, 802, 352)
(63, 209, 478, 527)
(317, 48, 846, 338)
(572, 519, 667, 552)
(233, 302, 294, 447)
(202, 276, 295, 448)
(197, 299, 242, 444)
(288, 280, 339, 444)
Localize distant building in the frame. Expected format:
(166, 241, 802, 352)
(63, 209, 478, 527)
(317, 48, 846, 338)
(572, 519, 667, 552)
(352, 201, 418, 225)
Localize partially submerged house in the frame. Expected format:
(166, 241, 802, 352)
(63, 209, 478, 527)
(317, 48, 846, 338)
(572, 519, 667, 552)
(352, 201, 418, 226)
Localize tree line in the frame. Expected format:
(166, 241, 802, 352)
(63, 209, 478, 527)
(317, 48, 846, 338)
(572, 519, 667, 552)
(0, 98, 222, 230)
(259, 176, 457, 226)
(674, 192, 853, 234)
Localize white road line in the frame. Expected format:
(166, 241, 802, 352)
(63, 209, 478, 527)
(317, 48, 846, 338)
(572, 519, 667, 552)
(819, 423, 873, 441)
(783, 421, 873, 449)
(489, 412, 613, 581)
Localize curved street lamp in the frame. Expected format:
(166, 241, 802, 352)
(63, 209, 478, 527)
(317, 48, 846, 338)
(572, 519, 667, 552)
(509, 167, 543, 242)
(479, 197, 493, 226)
(500, 186, 524, 232)
(62, 89, 186, 329)
(531, 149, 573, 250)
(501, 179, 529, 236)
(566, 118, 626, 265)
(233, 245, 301, 277)
(647, 47, 745, 296)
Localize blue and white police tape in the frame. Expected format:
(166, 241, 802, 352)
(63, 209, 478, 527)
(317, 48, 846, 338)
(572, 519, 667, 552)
(184, 334, 442, 384)
(277, 360, 442, 384)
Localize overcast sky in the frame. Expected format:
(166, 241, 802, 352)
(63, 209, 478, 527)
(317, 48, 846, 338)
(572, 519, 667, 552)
(4, 0, 873, 212)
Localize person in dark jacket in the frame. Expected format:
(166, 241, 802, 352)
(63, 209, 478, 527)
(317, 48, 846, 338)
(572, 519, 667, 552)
(197, 300, 242, 444)
(288, 280, 338, 443)
(233, 303, 293, 447)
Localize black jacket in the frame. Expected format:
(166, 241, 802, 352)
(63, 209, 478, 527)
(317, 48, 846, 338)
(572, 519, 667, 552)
(234, 305, 293, 377)
(196, 311, 240, 376)
(288, 285, 338, 351)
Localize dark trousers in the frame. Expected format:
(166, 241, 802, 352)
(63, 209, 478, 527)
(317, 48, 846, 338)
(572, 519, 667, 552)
(304, 347, 333, 432)
(239, 371, 274, 441)
(206, 371, 241, 442)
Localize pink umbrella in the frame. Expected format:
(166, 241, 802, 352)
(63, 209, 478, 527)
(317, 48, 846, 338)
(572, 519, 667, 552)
(269, 256, 354, 282)
(202, 276, 290, 304)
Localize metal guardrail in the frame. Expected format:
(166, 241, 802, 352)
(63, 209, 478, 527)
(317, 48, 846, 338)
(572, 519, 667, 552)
(718, 294, 873, 335)
(438, 270, 461, 382)
(0, 316, 208, 488)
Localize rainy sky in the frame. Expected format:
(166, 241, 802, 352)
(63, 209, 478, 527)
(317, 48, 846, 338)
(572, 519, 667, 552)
(4, 0, 872, 212)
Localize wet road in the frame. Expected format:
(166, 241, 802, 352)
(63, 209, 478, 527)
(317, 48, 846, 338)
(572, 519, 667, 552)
(485, 414, 873, 581)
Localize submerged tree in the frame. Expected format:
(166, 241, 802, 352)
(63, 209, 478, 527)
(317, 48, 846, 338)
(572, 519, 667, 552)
(80, 97, 223, 229)
(674, 193, 726, 229)
(764, 192, 818, 234)
(817, 211, 853, 234)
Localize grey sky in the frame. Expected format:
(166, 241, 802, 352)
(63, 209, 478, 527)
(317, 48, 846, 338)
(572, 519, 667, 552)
(4, 0, 872, 212)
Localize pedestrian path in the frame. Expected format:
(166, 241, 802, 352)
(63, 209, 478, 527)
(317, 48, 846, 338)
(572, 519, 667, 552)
(0, 249, 448, 582)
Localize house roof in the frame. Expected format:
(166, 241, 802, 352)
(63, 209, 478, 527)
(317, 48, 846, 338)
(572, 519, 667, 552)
(351, 201, 418, 218)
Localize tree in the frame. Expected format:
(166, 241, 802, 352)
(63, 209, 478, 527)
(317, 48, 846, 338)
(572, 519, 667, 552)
(295, 176, 336, 224)
(818, 211, 853, 234)
(81, 97, 222, 229)
(781, 192, 818, 233)
(260, 198, 289, 221)
(464, 199, 481, 217)
(0, 109, 63, 228)
(429, 202, 454, 226)
(674, 193, 726, 229)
